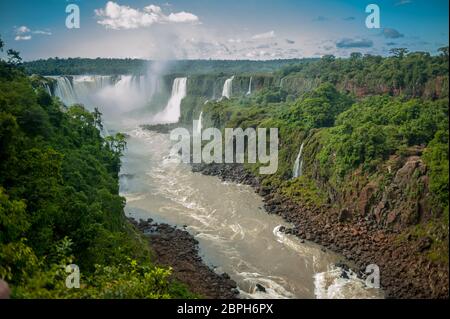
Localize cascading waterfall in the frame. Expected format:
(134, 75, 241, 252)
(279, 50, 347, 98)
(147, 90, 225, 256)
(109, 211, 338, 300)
(222, 76, 234, 99)
(51, 76, 78, 106)
(72, 75, 118, 105)
(47, 74, 162, 113)
(292, 142, 305, 178)
(48, 75, 118, 106)
(152, 77, 187, 124)
(43, 83, 52, 95)
(246, 76, 253, 95)
(47, 74, 165, 134)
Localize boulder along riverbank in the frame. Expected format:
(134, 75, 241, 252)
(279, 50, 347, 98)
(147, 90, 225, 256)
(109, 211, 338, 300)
(191, 163, 449, 299)
(128, 218, 239, 299)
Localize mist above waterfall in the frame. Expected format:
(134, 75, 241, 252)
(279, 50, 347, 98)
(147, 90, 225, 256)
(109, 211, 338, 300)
(94, 61, 167, 119)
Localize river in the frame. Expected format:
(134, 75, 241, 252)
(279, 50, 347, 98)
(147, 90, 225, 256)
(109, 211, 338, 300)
(115, 125, 382, 299)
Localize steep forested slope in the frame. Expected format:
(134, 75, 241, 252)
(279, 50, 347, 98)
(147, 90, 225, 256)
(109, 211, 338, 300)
(0, 39, 193, 298)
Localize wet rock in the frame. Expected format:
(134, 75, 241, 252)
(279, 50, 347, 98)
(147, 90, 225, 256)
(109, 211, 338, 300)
(255, 284, 266, 293)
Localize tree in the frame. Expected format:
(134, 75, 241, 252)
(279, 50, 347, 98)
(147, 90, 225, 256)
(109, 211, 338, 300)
(350, 52, 363, 60)
(389, 48, 409, 59)
(438, 46, 449, 60)
(0, 35, 4, 52)
(322, 54, 336, 62)
(93, 107, 103, 131)
(7, 49, 22, 66)
(105, 133, 127, 156)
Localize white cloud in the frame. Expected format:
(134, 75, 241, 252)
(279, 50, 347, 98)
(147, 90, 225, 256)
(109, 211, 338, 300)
(167, 11, 199, 23)
(15, 35, 32, 41)
(95, 1, 199, 30)
(251, 30, 276, 40)
(33, 30, 52, 35)
(14, 25, 51, 40)
(395, 0, 412, 6)
(16, 26, 30, 34)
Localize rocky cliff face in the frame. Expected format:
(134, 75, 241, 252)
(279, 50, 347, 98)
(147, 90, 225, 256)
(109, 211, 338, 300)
(301, 134, 437, 233)
(339, 154, 431, 230)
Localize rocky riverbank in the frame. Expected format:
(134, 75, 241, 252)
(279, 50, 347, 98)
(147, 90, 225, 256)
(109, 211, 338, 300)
(191, 163, 449, 299)
(128, 217, 239, 299)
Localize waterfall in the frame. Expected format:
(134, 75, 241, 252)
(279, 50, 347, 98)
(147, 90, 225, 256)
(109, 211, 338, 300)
(152, 77, 187, 124)
(197, 111, 203, 135)
(280, 77, 286, 89)
(246, 76, 253, 95)
(222, 76, 234, 99)
(48, 75, 118, 107)
(47, 75, 163, 114)
(51, 76, 77, 106)
(212, 83, 217, 100)
(43, 83, 52, 95)
(292, 142, 305, 178)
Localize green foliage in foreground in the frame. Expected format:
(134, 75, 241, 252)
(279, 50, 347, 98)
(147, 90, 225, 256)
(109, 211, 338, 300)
(0, 40, 194, 298)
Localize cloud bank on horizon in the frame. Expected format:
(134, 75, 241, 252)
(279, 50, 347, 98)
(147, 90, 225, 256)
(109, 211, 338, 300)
(0, 0, 448, 60)
(95, 1, 199, 30)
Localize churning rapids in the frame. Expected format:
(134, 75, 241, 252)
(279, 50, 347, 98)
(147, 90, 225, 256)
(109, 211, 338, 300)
(49, 75, 383, 299)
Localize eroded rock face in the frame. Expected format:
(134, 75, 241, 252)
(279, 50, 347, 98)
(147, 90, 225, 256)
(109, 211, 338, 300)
(319, 151, 431, 232)
(365, 155, 429, 231)
(358, 182, 377, 216)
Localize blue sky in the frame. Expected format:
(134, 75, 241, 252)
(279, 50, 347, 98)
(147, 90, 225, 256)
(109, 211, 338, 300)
(0, 0, 448, 60)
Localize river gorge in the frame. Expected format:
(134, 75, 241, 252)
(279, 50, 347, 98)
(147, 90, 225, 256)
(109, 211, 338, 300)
(44, 74, 383, 299)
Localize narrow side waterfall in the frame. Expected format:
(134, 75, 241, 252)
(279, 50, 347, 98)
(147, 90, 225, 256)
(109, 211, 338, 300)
(197, 111, 203, 135)
(280, 76, 286, 89)
(246, 76, 253, 95)
(222, 76, 234, 99)
(152, 77, 187, 124)
(292, 142, 305, 178)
